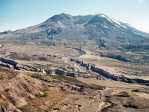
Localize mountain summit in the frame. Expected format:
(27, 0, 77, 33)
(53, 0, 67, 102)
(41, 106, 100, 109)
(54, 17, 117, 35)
(0, 13, 149, 49)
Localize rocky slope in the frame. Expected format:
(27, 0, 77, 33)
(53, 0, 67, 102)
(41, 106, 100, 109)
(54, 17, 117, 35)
(0, 67, 149, 112)
(0, 13, 149, 49)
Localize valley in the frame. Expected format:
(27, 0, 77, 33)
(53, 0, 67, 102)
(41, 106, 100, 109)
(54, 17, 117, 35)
(0, 13, 149, 112)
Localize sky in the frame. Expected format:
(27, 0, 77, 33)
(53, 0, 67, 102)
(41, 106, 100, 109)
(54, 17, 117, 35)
(0, 0, 149, 32)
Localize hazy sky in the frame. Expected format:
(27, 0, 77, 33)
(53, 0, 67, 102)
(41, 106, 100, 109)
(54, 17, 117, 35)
(0, 0, 149, 32)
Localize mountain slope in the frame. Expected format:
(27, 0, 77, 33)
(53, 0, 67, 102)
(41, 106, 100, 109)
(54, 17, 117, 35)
(0, 13, 149, 49)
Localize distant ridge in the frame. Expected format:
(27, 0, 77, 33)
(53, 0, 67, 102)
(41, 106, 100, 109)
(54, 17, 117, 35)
(0, 13, 149, 49)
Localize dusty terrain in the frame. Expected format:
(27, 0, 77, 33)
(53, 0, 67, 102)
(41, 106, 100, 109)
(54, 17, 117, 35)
(0, 43, 149, 112)
(0, 67, 149, 112)
(0, 69, 149, 112)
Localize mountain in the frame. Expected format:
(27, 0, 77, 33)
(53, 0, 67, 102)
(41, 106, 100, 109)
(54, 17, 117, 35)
(0, 13, 149, 49)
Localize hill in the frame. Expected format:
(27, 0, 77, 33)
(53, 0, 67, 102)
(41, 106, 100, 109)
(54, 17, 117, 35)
(0, 13, 149, 50)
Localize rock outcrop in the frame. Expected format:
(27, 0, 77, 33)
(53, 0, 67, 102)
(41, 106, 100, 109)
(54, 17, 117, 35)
(71, 58, 149, 86)
(0, 58, 18, 69)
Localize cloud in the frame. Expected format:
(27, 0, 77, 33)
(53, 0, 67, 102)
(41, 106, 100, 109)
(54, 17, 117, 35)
(138, 0, 145, 4)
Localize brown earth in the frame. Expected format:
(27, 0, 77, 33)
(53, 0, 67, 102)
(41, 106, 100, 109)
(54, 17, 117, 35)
(0, 68, 149, 112)
(0, 44, 149, 112)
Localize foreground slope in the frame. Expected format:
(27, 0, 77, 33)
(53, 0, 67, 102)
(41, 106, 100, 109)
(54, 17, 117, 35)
(0, 67, 149, 112)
